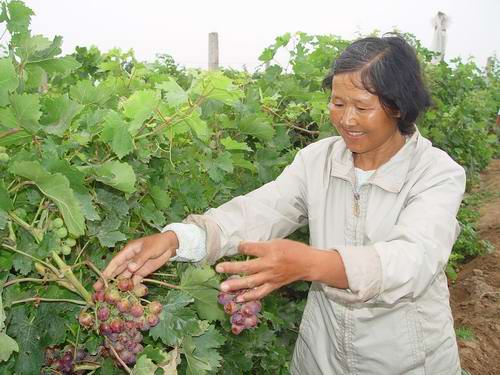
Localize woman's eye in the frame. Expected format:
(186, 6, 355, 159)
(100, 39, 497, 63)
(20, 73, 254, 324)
(356, 107, 368, 111)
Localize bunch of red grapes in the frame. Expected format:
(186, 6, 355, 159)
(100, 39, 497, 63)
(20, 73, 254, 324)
(78, 279, 162, 366)
(42, 345, 92, 374)
(217, 276, 262, 335)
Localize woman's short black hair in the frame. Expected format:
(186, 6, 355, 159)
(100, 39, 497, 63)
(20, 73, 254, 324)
(322, 34, 432, 135)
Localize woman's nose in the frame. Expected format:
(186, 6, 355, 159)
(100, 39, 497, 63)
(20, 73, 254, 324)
(340, 106, 357, 127)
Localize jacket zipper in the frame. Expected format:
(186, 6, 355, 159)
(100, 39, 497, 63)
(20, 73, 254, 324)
(353, 192, 360, 217)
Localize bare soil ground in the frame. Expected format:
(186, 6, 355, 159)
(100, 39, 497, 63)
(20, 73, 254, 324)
(450, 160, 500, 375)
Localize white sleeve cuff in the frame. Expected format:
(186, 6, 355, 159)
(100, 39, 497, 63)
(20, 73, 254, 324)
(161, 223, 207, 262)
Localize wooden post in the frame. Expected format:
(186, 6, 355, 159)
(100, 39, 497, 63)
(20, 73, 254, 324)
(208, 32, 219, 71)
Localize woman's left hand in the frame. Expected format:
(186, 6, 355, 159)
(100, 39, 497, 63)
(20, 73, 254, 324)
(215, 239, 315, 303)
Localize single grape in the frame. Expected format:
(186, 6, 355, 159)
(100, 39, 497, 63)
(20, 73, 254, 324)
(97, 307, 110, 321)
(147, 314, 160, 327)
(217, 291, 235, 305)
(117, 278, 133, 292)
(148, 300, 162, 314)
(105, 288, 120, 304)
(99, 323, 112, 335)
(240, 300, 262, 316)
(132, 343, 144, 354)
(132, 284, 148, 297)
(124, 320, 135, 330)
(110, 319, 124, 333)
(116, 298, 130, 313)
(231, 324, 245, 335)
(243, 315, 258, 328)
(78, 311, 94, 329)
(224, 301, 239, 315)
(65, 238, 77, 247)
(56, 227, 68, 239)
(130, 303, 144, 318)
(52, 218, 64, 228)
(61, 245, 71, 256)
(230, 312, 244, 325)
(93, 290, 105, 303)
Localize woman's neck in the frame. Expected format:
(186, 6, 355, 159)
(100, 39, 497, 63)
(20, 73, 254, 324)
(353, 131, 406, 171)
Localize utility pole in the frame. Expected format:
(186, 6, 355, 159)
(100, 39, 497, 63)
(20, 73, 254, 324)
(208, 32, 219, 71)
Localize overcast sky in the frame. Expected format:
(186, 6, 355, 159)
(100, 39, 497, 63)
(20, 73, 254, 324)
(22, 0, 500, 71)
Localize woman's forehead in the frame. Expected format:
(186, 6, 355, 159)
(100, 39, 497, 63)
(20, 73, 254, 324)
(331, 73, 376, 101)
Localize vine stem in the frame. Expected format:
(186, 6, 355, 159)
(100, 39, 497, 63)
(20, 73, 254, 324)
(1, 243, 60, 275)
(8, 212, 43, 243)
(152, 272, 178, 278)
(51, 252, 94, 306)
(4, 277, 59, 287)
(11, 297, 87, 306)
(105, 337, 132, 374)
(142, 278, 181, 290)
(84, 259, 108, 289)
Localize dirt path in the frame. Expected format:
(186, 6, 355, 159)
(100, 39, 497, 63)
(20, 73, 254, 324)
(450, 160, 500, 375)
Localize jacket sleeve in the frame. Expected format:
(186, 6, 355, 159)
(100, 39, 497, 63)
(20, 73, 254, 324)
(183, 151, 309, 264)
(323, 161, 466, 305)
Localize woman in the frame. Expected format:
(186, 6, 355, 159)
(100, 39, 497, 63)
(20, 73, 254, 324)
(95, 35, 465, 374)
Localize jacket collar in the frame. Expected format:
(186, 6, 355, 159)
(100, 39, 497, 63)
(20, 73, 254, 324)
(330, 128, 430, 193)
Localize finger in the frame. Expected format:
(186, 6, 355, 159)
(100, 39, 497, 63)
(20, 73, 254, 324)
(215, 258, 262, 275)
(130, 250, 173, 286)
(127, 243, 168, 274)
(236, 283, 274, 303)
(238, 241, 270, 257)
(101, 242, 142, 281)
(94, 261, 130, 290)
(117, 249, 173, 285)
(220, 273, 267, 293)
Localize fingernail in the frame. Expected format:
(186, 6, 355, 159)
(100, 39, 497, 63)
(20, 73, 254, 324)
(236, 296, 244, 303)
(220, 283, 228, 292)
(128, 262, 137, 271)
(215, 264, 224, 273)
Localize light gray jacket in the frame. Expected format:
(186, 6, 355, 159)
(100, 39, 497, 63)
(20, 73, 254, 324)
(185, 129, 465, 374)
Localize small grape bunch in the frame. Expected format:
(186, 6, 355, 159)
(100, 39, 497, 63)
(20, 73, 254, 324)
(79, 279, 163, 366)
(42, 345, 90, 375)
(217, 276, 262, 335)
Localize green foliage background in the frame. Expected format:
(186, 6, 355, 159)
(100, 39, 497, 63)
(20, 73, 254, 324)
(0, 1, 498, 374)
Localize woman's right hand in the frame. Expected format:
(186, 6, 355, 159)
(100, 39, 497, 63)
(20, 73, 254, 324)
(93, 231, 179, 290)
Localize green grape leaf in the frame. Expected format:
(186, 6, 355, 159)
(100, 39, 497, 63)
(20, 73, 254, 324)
(9, 160, 86, 237)
(221, 136, 252, 151)
(191, 71, 244, 105)
(7, 306, 44, 374)
(149, 290, 200, 346)
(180, 266, 224, 322)
(0, 332, 18, 362)
(157, 78, 188, 107)
(131, 355, 157, 375)
(238, 115, 275, 141)
(97, 230, 127, 248)
(69, 80, 111, 105)
(182, 111, 209, 141)
(100, 111, 134, 159)
(0, 58, 19, 106)
(91, 160, 137, 194)
(41, 94, 83, 136)
(9, 93, 42, 133)
(5, 0, 33, 34)
(141, 345, 169, 364)
(183, 325, 226, 375)
(122, 89, 160, 133)
(0, 181, 13, 211)
(149, 185, 171, 210)
(38, 56, 81, 76)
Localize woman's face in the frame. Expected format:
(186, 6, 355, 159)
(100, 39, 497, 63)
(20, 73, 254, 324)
(329, 71, 401, 155)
